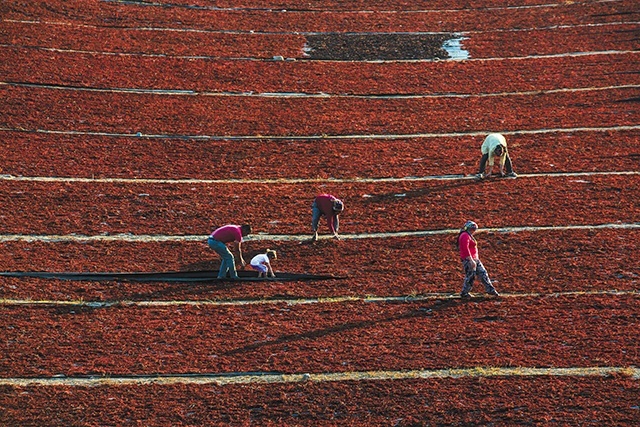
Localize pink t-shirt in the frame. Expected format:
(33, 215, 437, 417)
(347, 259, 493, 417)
(210, 225, 243, 243)
(458, 231, 478, 260)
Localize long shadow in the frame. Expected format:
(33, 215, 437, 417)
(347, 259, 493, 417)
(124, 261, 251, 300)
(223, 298, 460, 357)
(122, 270, 343, 301)
(600, 153, 640, 160)
(124, 260, 245, 300)
(125, 281, 238, 301)
(364, 178, 482, 203)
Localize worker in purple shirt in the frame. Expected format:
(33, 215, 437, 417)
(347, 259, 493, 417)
(207, 224, 251, 279)
(311, 194, 344, 241)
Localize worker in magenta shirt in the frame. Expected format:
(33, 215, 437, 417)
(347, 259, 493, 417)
(457, 220, 499, 297)
(207, 224, 251, 279)
(311, 194, 344, 241)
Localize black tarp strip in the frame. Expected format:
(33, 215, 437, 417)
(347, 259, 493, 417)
(0, 270, 342, 282)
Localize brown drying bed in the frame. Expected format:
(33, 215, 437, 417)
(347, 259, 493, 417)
(2, 85, 638, 136)
(0, 175, 638, 235)
(125, 0, 553, 11)
(1, 129, 638, 180)
(2, 294, 638, 377)
(3, 0, 636, 33)
(3, 375, 638, 425)
(2, 21, 636, 59)
(1, 376, 638, 426)
(0, 229, 638, 301)
(3, 376, 639, 425)
(0, 22, 306, 59)
(464, 23, 639, 59)
(2, 46, 638, 94)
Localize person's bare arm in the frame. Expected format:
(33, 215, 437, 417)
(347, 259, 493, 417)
(234, 241, 246, 267)
(267, 262, 275, 278)
(485, 164, 494, 177)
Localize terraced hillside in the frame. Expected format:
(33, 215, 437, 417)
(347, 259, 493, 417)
(1, 0, 639, 425)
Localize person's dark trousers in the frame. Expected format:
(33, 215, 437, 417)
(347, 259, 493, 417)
(478, 154, 515, 175)
(478, 154, 488, 174)
(504, 155, 515, 174)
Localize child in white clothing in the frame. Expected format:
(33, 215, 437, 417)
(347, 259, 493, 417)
(250, 249, 277, 278)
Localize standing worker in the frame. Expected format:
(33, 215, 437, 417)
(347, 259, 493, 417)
(311, 194, 344, 241)
(477, 133, 517, 178)
(457, 220, 500, 298)
(207, 224, 251, 279)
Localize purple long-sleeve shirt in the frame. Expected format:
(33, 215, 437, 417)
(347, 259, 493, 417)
(315, 194, 339, 234)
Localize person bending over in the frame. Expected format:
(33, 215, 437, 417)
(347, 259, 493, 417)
(250, 249, 277, 278)
(311, 194, 344, 241)
(477, 133, 517, 179)
(207, 224, 251, 279)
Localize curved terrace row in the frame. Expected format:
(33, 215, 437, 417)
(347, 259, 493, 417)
(0, 175, 637, 235)
(0, 227, 638, 300)
(3, 0, 636, 33)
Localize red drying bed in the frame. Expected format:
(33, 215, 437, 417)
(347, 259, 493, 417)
(2, 85, 638, 135)
(1, 228, 638, 301)
(1, 129, 638, 180)
(2, 294, 638, 377)
(0, 175, 638, 235)
(1, 0, 638, 424)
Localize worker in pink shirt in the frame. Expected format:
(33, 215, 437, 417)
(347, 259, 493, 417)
(311, 194, 344, 241)
(207, 224, 251, 279)
(457, 220, 499, 297)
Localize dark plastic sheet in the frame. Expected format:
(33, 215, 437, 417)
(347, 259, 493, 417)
(0, 270, 341, 282)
